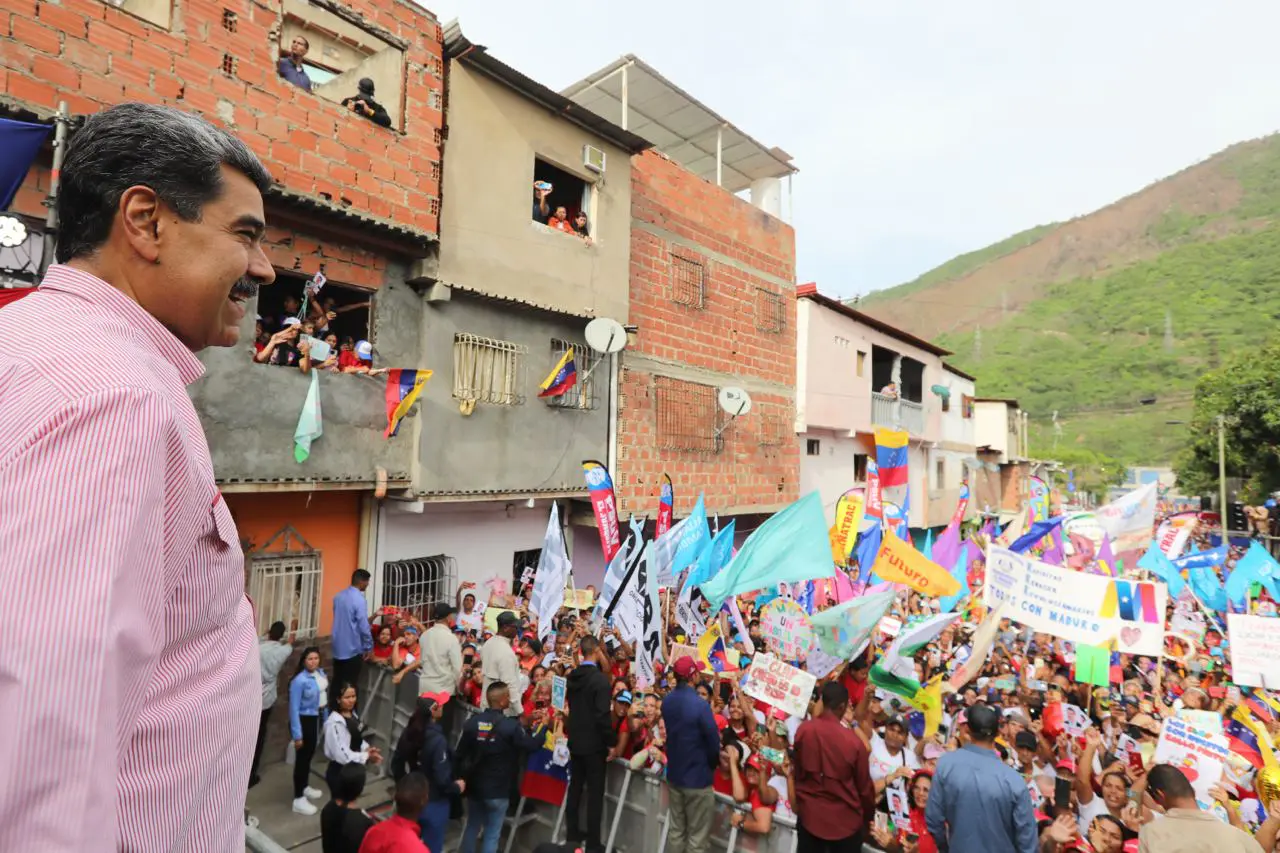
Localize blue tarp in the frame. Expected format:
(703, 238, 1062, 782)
(0, 118, 51, 211)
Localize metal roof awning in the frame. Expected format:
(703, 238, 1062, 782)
(560, 55, 796, 194)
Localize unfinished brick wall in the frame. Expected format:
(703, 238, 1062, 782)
(617, 150, 799, 518)
(1, 0, 443, 233)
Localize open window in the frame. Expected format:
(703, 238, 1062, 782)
(253, 271, 373, 366)
(279, 0, 405, 130)
(100, 0, 171, 29)
(532, 158, 592, 235)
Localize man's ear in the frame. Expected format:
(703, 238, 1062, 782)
(118, 185, 163, 263)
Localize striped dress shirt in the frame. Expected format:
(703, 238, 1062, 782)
(0, 265, 259, 851)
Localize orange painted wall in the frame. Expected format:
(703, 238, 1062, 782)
(226, 490, 364, 636)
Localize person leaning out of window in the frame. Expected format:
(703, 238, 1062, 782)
(322, 681, 383, 795)
(289, 647, 329, 815)
(341, 78, 392, 128)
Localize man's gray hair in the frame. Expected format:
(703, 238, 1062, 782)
(55, 103, 272, 263)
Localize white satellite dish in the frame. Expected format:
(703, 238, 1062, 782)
(718, 386, 752, 416)
(584, 317, 627, 354)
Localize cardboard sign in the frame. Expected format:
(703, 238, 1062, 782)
(983, 547, 1167, 654)
(1153, 717, 1230, 809)
(563, 588, 595, 611)
(551, 675, 567, 712)
(805, 647, 845, 680)
(1227, 613, 1280, 689)
(879, 616, 903, 638)
(1073, 643, 1112, 687)
(743, 653, 817, 719)
(483, 608, 520, 633)
(760, 599, 814, 661)
(669, 642, 700, 663)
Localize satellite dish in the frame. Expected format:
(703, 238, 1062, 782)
(718, 387, 752, 416)
(931, 384, 951, 399)
(585, 317, 627, 354)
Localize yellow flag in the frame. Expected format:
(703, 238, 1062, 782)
(829, 490, 866, 565)
(871, 534, 961, 597)
(914, 676, 945, 738)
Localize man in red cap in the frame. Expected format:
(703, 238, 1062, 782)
(661, 655, 721, 853)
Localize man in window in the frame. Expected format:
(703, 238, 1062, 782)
(277, 36, 313, 92)
(533, 183, 551, 223)
(341, 78, 391, 128)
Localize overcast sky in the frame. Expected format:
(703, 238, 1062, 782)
(425, 1, 1280, 297)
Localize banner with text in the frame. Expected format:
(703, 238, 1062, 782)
(1227, 613, 1280, 688)
(743, 653, 817, 719)
(983, 546, 1167, 654)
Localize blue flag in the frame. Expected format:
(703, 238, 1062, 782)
(700, 491, 834, 610)
(1226, 542, 1280, 608)
(1137, 541, 1185, 599)
(1174, 544, 1228, 571)
(922, 528, 934, 560)
(684, 518, 735, 592)
(854, 525, 884, 586)
(1190, 562, 1227, 613)
(1008, 516, 1065, 553)
(938, 550, 972, 614)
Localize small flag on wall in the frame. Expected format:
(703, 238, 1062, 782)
(538, 347, 577, 398)
(384, 369, 432, 438)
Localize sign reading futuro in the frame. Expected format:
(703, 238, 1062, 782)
(983, 546, 1167, 655)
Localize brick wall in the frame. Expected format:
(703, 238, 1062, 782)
(617, 150, 799, 518)
(1, 0, 443, 234)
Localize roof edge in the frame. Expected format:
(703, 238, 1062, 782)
(796, 284, 952, 358)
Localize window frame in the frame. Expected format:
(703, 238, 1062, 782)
(545, 337, 601, 411)
(452, 332, 528, 407)
(654, 375, 722, 454)
(670, 254, 706, 309)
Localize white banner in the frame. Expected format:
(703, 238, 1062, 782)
(635, 542, 663, 690)
(1227, 613, 1280, 689)
(983, 547, 1167, 654)
(1096, 482, 1158, 560)
(530, 503, 570, 645)
(743, 653, 817, 719)
(1153, 717, 1230, 810)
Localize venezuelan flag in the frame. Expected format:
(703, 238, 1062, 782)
(383, 368, 431, 438)
(520, 728, 569, 805)
(537, 347, 577, 398)
(874, 428, 910, 488)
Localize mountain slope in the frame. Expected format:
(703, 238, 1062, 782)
(860, 133, 1280, 465)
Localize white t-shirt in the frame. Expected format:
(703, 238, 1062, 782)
(457, 608, 484, 634)
(767, 776, 795, 820)
(1076, 792, 1115, 836)
(869, 733, 919, 789)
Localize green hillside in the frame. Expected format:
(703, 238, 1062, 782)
(866, 133, 1280, 465)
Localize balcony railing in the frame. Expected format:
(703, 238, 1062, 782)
(871, 392, 924, 435)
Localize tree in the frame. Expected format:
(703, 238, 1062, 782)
(1042, 447, 1127, 503)
(1175, 341, 1280, 502)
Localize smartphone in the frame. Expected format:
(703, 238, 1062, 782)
(1128, 751, 1145, 773)
(1054, 777, 1072, 813)
(874, 813, 889, 834)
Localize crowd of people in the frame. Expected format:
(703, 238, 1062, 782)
(252, 287, 380, 374)
(251, 510, 1280, 853)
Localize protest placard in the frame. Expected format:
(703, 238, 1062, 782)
(551, 675, 567, 712)
(879, 616, 903, 638)
(743, 653, 817, 718)
(562, 588, 594, 611)
(805, 647, 845, 679)
(483, 608, 521, 633)
(669, 642, 699, 663)
(983, 547, 1167, 654)
(1227, 613, 1280, 689)
(1153, 717, 1229, 808)
(761, 599, 814, 661)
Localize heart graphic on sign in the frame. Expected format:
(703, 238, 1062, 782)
(1120, 626, 1142, 647)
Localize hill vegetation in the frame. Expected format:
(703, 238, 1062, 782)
(860, 133, 1280, 466)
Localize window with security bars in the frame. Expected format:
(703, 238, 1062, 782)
(670, 255, 705, 308)
(453, 333, 527, 406)
(380, 554, 457, 626)
(545, 338, 601, 410)
(757, 407, 788, 447)
(512, 548, 542, 597)
(655, 376, 722, 454)
(755, 286, 785, 333)
(247, 553, 322, 639)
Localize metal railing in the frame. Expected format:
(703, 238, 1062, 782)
(871, 392, 924, 436)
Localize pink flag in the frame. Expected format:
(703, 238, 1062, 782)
(832, 567, 856, 603)
(1093, 533, 1119, 577)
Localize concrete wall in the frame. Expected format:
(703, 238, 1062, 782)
(375, 499, 551, 594)
(974, 401, 1011, 461)
(939, 374, 976, 449)
(798, 429, 871, 521)
(437, 62, 632, 321)
(191, 252, 422, 484)
(412, 292, 610, 495)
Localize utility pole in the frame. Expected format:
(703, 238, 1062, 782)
(38, 101, 72, 279)
(1218, 414, 1228, 532)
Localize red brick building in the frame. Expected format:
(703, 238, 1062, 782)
(563, 59, 800, 531)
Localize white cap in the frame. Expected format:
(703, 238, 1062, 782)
(355, 340, 373, 361)
(282, 317, 302, 326)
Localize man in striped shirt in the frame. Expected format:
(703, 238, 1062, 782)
(0, 103, 276, 850)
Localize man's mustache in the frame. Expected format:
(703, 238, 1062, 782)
(231, 278, 259, 299)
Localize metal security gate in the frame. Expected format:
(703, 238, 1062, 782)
(380, 554, 457, 625)
(247, 525, 321, 639)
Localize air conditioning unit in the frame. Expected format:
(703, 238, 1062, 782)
(583, 145, 606, 174)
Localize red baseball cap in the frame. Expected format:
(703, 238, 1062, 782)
(419, 690, 452, 708)
(673, 655, 704, 678)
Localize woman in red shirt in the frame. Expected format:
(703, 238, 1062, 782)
(370, 625, 395, 664)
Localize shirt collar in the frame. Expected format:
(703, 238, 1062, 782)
(580, 660, 597, 668)
(40, 264, 205, 385)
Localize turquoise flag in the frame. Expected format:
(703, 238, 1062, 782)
(810, 588, 896, 658)
(1227, 542, 1280, 608)
(294, 370, 322, 463)
(684, 519, 735, 592)
(938, 550, 971, 614)
(922, 528, 934, 560)
(1137, 541, 1185, 599)
(700, 491, 834, 610)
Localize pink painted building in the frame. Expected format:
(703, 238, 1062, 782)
(795, 284, 978, 529)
